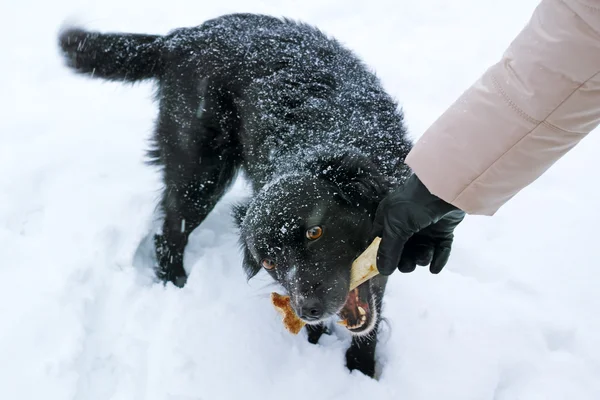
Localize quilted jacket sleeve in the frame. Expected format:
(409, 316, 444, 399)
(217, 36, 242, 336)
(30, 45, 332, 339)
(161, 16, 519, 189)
(405, 0, 600, 215)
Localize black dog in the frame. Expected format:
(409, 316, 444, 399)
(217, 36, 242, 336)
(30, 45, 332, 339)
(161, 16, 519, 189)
(58, 13, 413, 377)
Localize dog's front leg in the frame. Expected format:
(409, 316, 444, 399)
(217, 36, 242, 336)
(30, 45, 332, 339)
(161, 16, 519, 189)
(345, 334, 378, 377)
(154, 180, 206, 288)
(152, 78, 242, 288)
(154, 157, 238, 288)
(153, 108, 240, 286)
(345, 276, 387, 377)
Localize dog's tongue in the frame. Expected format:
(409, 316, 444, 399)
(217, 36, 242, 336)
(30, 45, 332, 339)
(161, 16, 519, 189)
(338, 285, 370, 330)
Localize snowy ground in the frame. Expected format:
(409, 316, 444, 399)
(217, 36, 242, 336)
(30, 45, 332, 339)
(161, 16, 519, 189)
(2, 0, 600, 399)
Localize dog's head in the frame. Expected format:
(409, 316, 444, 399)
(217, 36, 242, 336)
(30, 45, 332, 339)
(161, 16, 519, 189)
(234, 153, 391, 336)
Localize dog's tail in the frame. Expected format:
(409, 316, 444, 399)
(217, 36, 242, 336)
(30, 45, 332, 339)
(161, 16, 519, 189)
(58, 26, 164, 82)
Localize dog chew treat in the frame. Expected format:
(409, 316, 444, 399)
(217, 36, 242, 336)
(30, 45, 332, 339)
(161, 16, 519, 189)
(270, 292, 306, 334)
(349, 236, 381, 291)
(271, 237, 381, 335)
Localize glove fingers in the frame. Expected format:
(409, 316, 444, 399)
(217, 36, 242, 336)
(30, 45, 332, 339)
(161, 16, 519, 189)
(397, 241, 432, 272)
(376, 235, 406, 276)
(370, 216, 383, 242)
(397, 251, 417, 273)
(372, 198, 409, 276)
(370, 197, 387, 241)
(413, 244, 434, 266)
(430, 245, 451, 274)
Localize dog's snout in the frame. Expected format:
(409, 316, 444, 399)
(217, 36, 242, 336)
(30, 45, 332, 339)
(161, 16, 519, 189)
(297, 298, 324, 321)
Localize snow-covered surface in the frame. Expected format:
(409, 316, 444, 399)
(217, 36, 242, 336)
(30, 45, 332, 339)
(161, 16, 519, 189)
(2, 0, 599, 398)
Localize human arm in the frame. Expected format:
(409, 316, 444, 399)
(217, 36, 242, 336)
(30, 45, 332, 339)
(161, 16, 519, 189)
(374, 0, 600, 275)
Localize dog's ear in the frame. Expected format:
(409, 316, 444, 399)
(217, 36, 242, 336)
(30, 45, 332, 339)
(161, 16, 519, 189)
(231, 201, 262, 279)
(315, 153, 390, 212)
(240, 240, 262, 280)
(231, 201, 249, 228)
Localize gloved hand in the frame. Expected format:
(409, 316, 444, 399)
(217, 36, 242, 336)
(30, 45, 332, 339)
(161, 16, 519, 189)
(371, 173, 466, 275)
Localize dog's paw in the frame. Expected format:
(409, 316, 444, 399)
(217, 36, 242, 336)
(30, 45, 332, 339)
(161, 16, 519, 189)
(155, 261, 188, 288)
(155, 267, 188, 288)
(154, 234, 188, 288)
(345, 346, 376, 378)
(305, 323, 330, 344)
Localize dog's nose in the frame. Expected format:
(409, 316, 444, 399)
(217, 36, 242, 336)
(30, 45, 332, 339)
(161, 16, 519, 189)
(298, 298, 323, 321)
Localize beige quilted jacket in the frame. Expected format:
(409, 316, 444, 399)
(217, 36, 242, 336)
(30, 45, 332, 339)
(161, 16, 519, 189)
(406, 0, 600, 215)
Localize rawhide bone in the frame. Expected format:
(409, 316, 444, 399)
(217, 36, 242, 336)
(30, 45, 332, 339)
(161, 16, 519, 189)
(270, 237, 381, 334)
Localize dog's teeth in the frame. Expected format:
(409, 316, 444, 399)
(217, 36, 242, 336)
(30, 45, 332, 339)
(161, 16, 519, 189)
(345, 315, 368, 331)
(358, 306, 366, 316)
(337, 320, 348, 327)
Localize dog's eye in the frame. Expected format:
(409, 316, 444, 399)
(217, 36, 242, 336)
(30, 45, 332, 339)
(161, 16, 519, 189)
(262, 259, 276, 270)
(306, 226, 323, 241)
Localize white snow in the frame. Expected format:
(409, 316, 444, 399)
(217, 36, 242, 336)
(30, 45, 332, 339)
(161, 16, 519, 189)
(2, 0, 600, 399)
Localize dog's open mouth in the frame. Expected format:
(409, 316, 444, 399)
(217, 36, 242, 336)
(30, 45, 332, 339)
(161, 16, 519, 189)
(337, 280, 375, 335)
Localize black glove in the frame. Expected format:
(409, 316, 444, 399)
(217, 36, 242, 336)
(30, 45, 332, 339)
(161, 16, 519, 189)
(372, 173, 466, 275)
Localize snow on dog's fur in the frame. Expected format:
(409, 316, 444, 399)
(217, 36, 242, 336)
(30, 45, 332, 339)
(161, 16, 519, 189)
(58, 13, 413, 377)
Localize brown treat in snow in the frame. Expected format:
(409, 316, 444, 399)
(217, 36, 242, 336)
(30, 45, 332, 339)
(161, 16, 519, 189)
(271, 292, 306, 335)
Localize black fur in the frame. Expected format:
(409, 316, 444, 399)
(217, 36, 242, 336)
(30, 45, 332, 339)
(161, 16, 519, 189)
(58, 13, 413, 377)
(59, 28, 164, 82)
